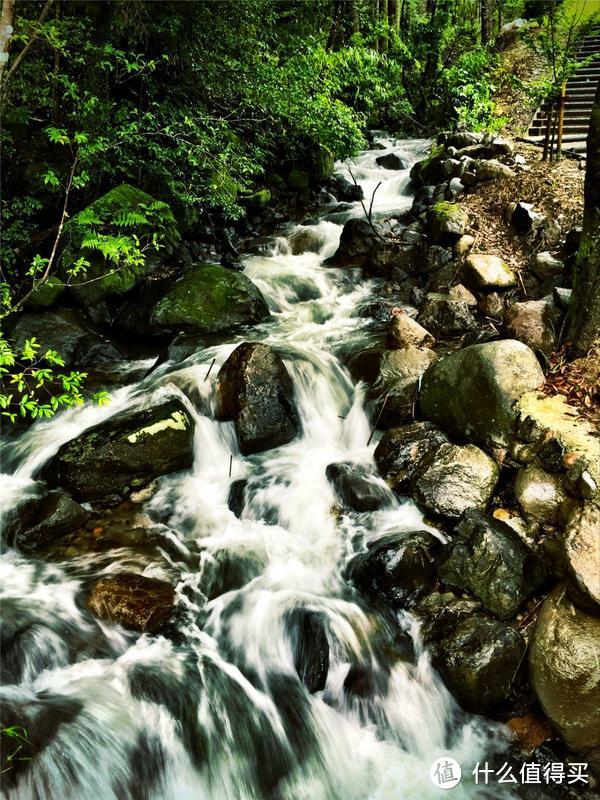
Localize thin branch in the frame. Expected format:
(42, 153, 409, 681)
(12, 154, 77, 312)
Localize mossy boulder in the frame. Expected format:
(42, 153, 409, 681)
(149, 264, 269, 335)
(25, 276, 66, 310)
(44, 398, 194, 501)
(409, 144, 446, 186)
(61, 184, 180, 309)
(428, 202, 469, 241)
(241, 188, 271, 209)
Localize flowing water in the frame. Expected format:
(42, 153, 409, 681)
(1, 137, 510, 800)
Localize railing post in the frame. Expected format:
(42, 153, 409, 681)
(556, 80, 566, 160)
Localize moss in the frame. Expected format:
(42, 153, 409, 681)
(150, 263, 269, 333)
(432, 201, 462, 220)
(242, 188, 271, 208)
(287, 169, 310, 190)
(61, 184, 180, 309)
(26, 276, 66, 310)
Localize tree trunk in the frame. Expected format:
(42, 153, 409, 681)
(380, 0, 389, 52)
(480, 0, 491, 45)
(351, 0, 360, 34)
(0, 0, 15, 85)
(390, 0, 400, 31)
(569, 85, 600, 356)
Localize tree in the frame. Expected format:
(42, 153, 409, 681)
(480, 0, 491, 45)
(569, 84, 600, 356)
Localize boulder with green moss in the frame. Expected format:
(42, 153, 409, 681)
(61, 184, 180, 309)
(428, 202, 469, 241)
(149, 263, 269, 334)
(409, 144, 447, 186)
(25, 276, 66, 310)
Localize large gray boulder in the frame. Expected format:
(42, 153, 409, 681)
(505, 298, 560, 356)
(371, 347, 437, 426)
(529, 585, 600, 756)
(149, 264, 269, 334)
(418, 339, 545, 449)
(216, 342, 299, 455)
(44, 398, 195, 501)
(411, 443, 499, 520)
(438, 509, 547, 619)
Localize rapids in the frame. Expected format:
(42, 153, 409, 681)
(1, 137, 511, 800)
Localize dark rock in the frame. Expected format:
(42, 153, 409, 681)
(443, 131, 484, 150)
(417, 244, 454, 274)
(364, 244, 417, 277)
(438, 509, 547, 619)
(326, 218, 382, 268)
(8, 489, 89, 552)
(286, 609, 329, 693)
(149, 264, 270, 335)
(228, 479, 248, 518)
(412, 591, 482, 645)
(563, 228, 582, 257)
(431, 614, 525, 714)
(455, 136, 513, 159)
(346, 530, 441, 608)
(529, 585, 600, 756)
(410, 146, 447, 186)
(374, 422, 449, 494)
(326, 175, 364, 202)
(216, 342, 299, 455)
(11, 309, 123, 370)
(203, 545, 266, 600)
(326, 462, 391, 512)
(418, 339, 545, 449)
(411, 443, 499, 520)
(288, 227, 326, 255)
(44, 398, 195, 501)
(86, 573, 176, 633)
(478, 291, 505, 319)
(417, 293, 477, 336)
(511, 201, 543, 236)
(375, 153, 408, 170)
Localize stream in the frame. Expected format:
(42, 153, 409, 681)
(1, 137, 510, 800)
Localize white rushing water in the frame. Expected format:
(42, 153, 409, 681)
(1, 136, 510, 800)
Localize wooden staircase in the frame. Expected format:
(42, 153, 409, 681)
(528, 29, 600, 156)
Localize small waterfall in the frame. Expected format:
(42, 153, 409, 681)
(0, 137, 510, 800)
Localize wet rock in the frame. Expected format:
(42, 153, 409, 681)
(562, 503, 600, 611)
(9, 489, 89, 552)
(288, 227, 326, 255)
(505, 298, 560, 356)
(410, 146, 447, 186)
(216, 342, 299, 455)
(346, 531, 441, 608)
(417, 244, 454, 274)
(511, 201, 543, 236)
(446, 177, 464, 200)
(412, 591, 483, 644)
(326, 175, 363, 202)
(428, 202, 469, 242)
(514, 464, 568, 526)
(443, 131, 484, 150)
(227, 479, 248, 518)
(326, 218, 381, 268)
(375, 153, 408, 170)
(326, 462, 390, 512)
(374, 421, 449, 494)
(149, 264, 269, 334)
(531, 252, 564, 281)
(287, 168, 310, 190)
(529, 585, 600, 755)
(474, 159, 514, 181)
(45, 398, 195, 501)
(438, 509, 547, 619)
(386, 312, 435, 349)
(370, 346, 437, 425)
(286, 609, 329, 693)
(417, 293, 477, 337)
(87, 573, 176, 633)
(419, 339, 545, 449)
(431, 614, 525, 714)
(478, 291, 505, 319)
(465, 253, 517, 290)
(411, 443, 499, 520)
(204, 545, 267, 600)
(364, 243, 416, 277)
